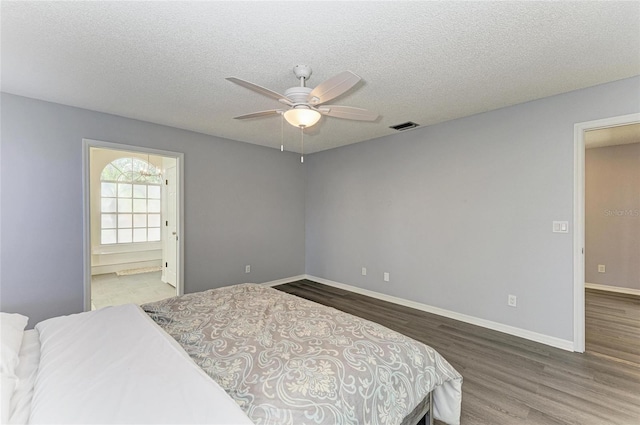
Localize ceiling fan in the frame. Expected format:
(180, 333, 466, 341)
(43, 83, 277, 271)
(226, 65, 378, 129)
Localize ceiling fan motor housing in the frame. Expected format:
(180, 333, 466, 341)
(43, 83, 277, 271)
(284, 86, 313, 105)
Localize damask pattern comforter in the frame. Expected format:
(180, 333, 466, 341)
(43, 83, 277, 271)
(142, 284, 462, 425)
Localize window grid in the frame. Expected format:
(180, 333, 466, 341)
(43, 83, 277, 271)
(100, 158, 162, 245)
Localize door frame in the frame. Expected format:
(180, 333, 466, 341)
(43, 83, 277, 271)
(161, 160, 178, 287)
(82, 138, 185, 311)
(573, 112, 640, 352)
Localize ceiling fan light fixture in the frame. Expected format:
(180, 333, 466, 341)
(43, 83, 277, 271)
(283, 108, 322, 128)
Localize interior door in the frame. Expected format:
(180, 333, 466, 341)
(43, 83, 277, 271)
(165, 165, 178, 287)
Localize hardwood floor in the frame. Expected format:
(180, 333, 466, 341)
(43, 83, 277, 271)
(586, 288, 640, 366)
(275, 280, 640, 425)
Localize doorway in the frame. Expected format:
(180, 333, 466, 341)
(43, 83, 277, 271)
(82, 139, 184, 311)
(573, 113, 640, 353)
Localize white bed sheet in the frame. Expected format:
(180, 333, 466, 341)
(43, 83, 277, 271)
(27, 304, 254, 424)
(9, 329, 40, 424)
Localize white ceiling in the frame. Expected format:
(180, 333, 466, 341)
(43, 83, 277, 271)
(2, 1, 639, 154)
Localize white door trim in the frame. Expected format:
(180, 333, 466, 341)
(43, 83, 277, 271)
(82, 139, 185, 311)
(572, 112, 640, 352)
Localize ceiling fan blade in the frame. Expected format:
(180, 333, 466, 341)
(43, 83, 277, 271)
(307, 71, 361, 105)
(318, 105, 378, 121)
(226, 77, 292, 103)
(233, 109, 282, 119)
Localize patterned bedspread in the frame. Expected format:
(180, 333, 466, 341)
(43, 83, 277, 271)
(142, 284, 462, 425)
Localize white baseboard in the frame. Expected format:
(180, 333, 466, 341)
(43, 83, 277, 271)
(261, 274, 307, 287)
(91, 260, 162, 276)
(585, 282, 640, 296)
(304, 275, 575, 352)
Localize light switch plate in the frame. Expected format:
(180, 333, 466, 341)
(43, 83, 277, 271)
(553, 221, 569, 233)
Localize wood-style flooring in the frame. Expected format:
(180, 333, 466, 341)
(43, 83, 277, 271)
(586, 288, 640, 366)
(275, 280, 640, 425)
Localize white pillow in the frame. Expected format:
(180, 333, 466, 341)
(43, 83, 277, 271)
(1, 312, 28, 424)
(1, 313, 29, 375)
(1, 373, 18, 423)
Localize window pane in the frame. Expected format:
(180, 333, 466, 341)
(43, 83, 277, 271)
(133, 199, 147, 213)
(118, 183, 132, 198)
(118, 198, 132, 213)
(101, 214, 116, 229)
(118, 173, 133, 182)
(148, 214, 161, 227)
(148, 228, 161, 242)
(147, 174, 163, 185)
(133, 214, 147, 228)
(148, 199, 161, 213)
(101, 229, 117, 244)
(114, 158, 133, 175)
(132, 158, 147, 174)
(133, 184, 147, 199)
(133, 228, 147, 243)
(118, 229, 132, 243)
(148, 185, 161, 199)
(101, 182, 117, 197)
(118, 214, 132, 228)
(101, 198, 116, 213)
(101, 164, 120, 182)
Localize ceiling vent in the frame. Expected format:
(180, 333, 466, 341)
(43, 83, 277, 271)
(390, 121, 419, 131)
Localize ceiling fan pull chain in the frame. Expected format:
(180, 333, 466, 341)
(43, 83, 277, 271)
(300, 126, 304, 163)
(280, 113, 284, 152)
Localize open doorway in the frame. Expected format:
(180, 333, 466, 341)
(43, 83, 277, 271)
(573, 113, 640, 353)
(583, 124, 640, 364)
(82, 140, 184, 311)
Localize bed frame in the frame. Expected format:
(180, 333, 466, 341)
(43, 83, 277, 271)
(405, 392, 434, 425)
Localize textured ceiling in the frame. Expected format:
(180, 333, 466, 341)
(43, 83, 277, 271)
(2, 1, 639, 153)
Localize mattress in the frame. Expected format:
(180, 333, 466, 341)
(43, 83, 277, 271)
(22, 304, 253, 424)
(9, 329, 40, 424)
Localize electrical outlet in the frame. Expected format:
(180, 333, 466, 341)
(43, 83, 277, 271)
(245, 265, 250, 273)
(383, 272, 390, 282)
(508, 295, 517, 307)
(361, 267, 367, 276)
(598, 264, 606, 273)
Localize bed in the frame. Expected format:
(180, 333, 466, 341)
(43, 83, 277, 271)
(142, 283, 462, 425)
(1, 283, 462, 425)
(0, 305, 253, 424)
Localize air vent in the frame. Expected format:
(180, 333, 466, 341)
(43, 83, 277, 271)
(390, 121, 419, 131)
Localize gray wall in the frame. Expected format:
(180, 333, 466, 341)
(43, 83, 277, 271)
(585, 143, 640, 290)
(306, 76, 640, 342)
(0, 93, 306, 325)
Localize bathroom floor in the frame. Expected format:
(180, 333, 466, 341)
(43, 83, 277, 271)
(91, 271, 176, 310)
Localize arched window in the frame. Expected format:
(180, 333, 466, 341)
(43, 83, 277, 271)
(100, 157, 162, 244)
